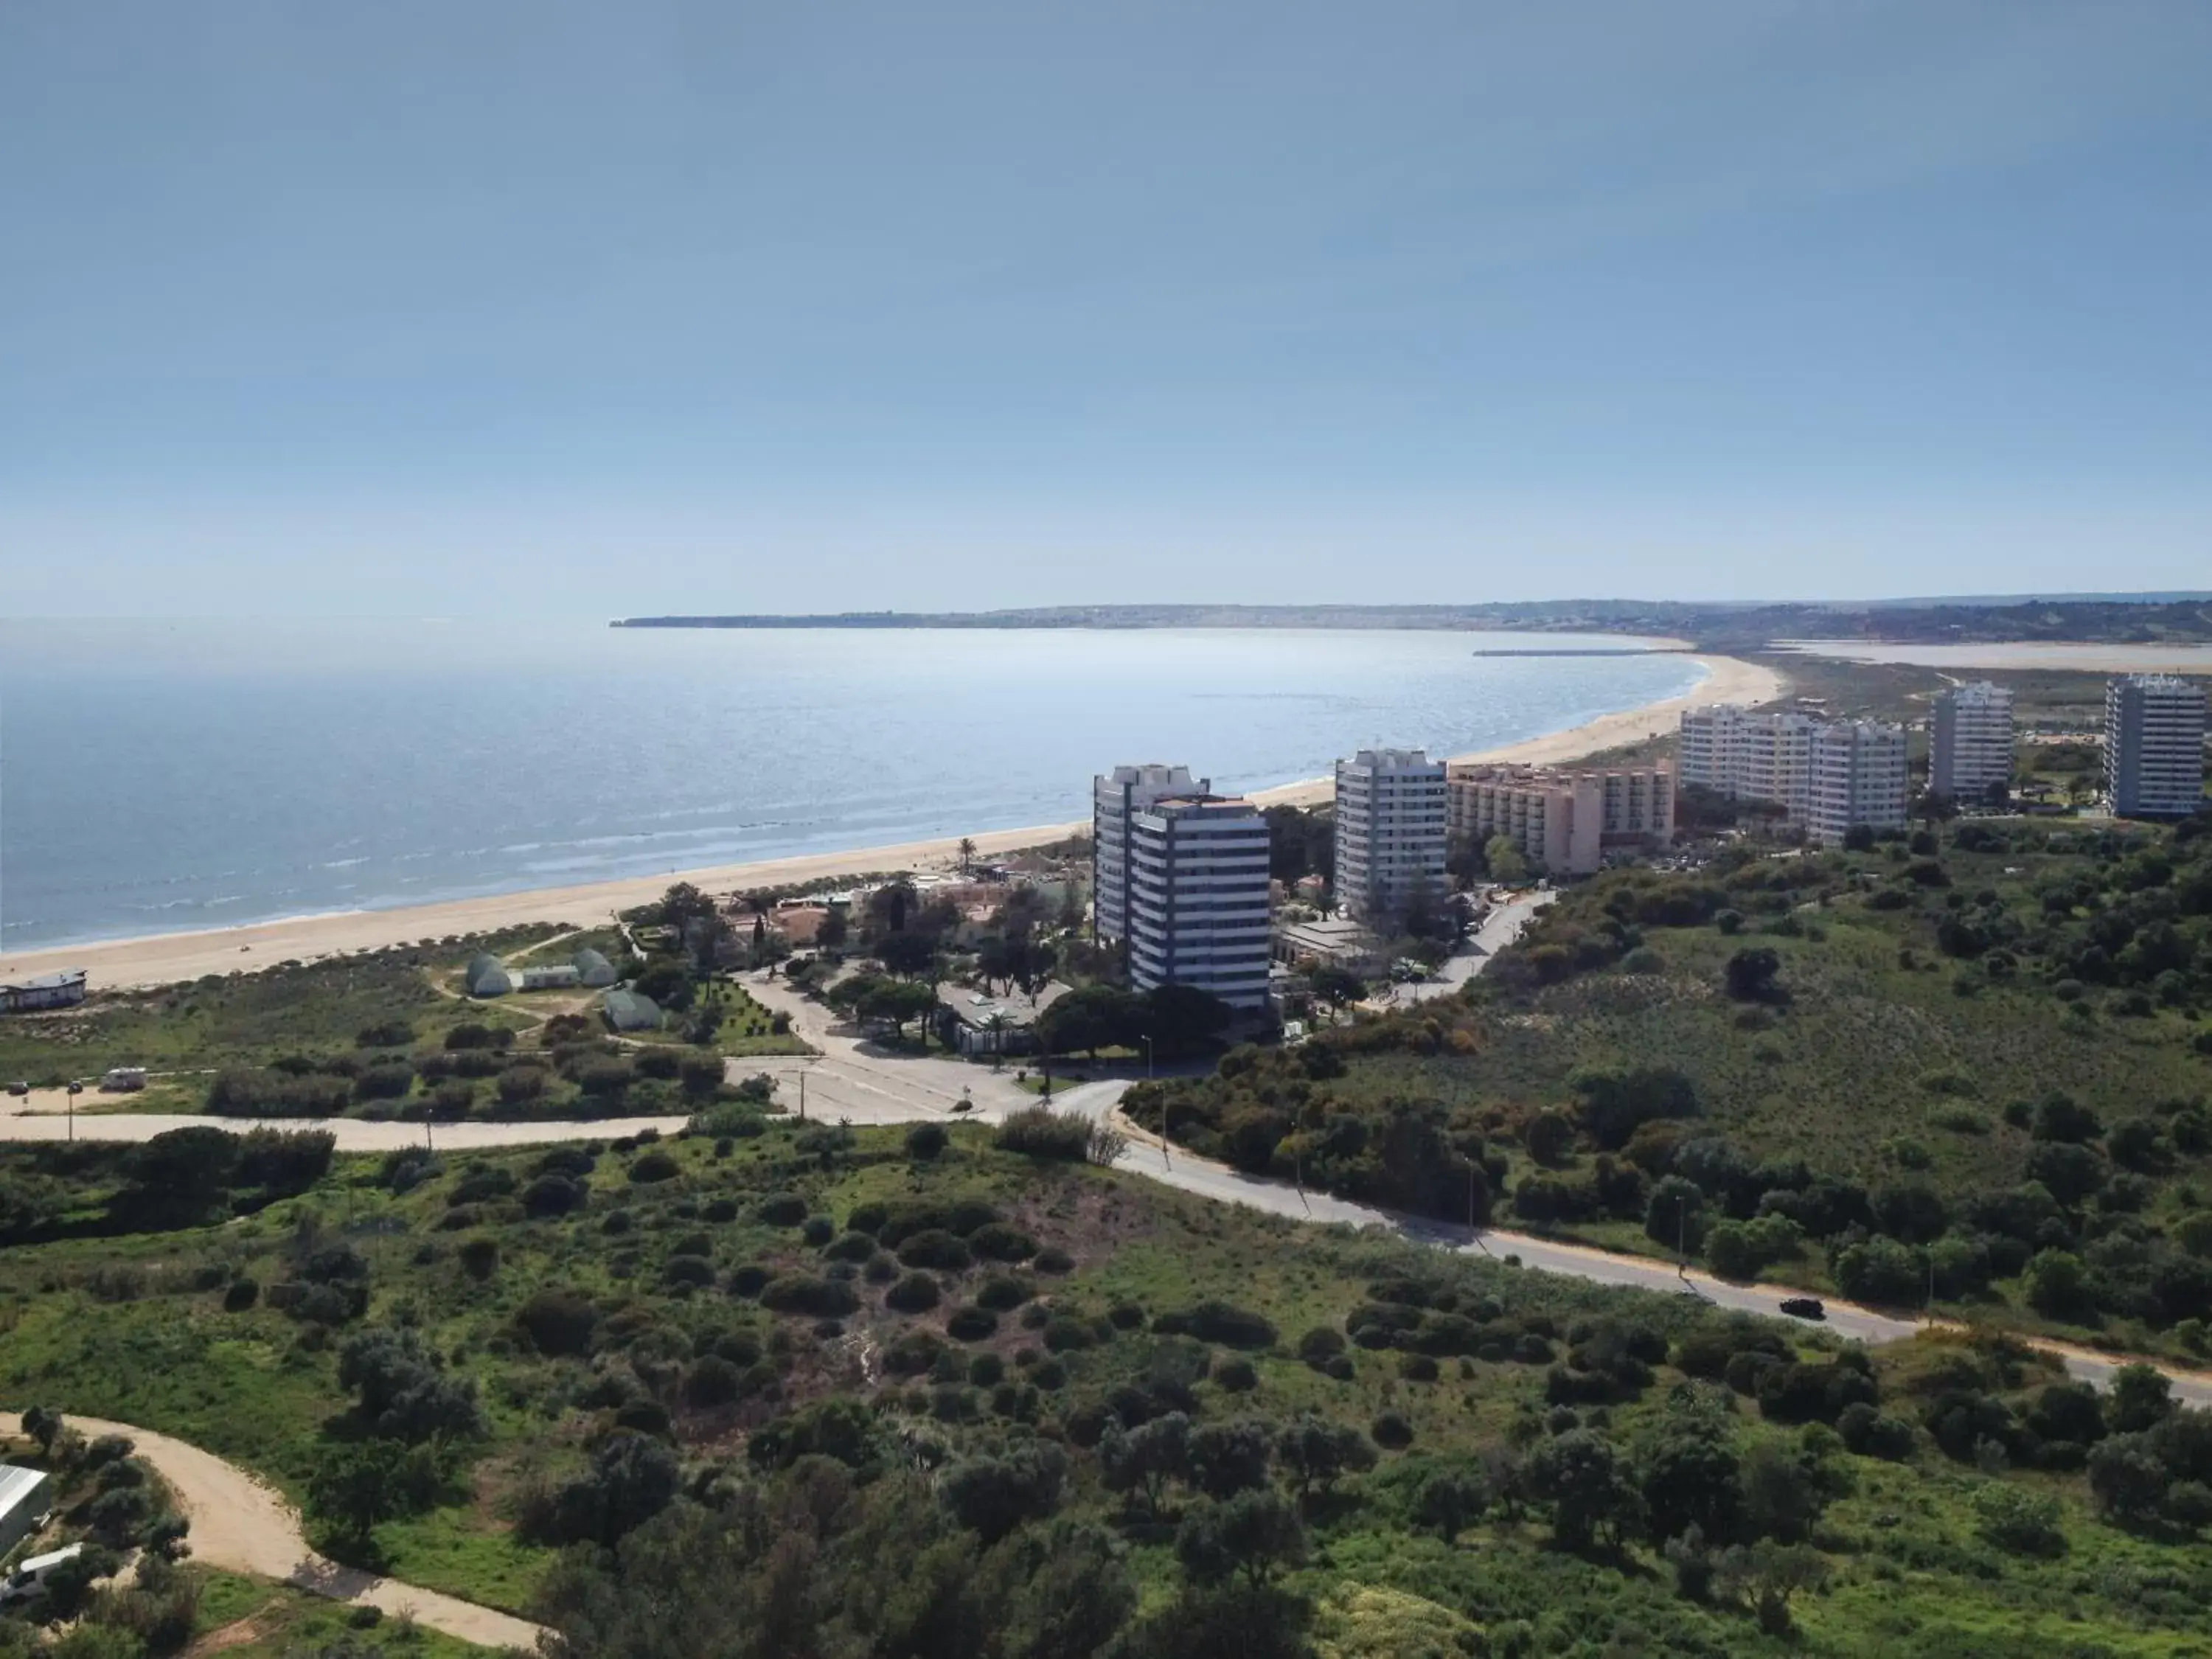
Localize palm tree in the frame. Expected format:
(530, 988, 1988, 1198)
(958, 837, 977, 872)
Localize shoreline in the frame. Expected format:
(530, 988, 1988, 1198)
(1, 653, 1784, 991)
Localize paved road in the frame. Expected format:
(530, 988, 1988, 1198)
(11, 950, 2211, 1408)
(0, 1411, 543, 1651)
(1387, 890, 1551, 1007)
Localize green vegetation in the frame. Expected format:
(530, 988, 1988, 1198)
(1150, 810, 2212, 1366)
(6, 1113, 2212, 1655)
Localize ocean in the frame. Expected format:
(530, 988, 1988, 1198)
(0, 621, 1704, 952)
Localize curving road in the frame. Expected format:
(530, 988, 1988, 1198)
(0, 1411, 543, 1651)
(8, 885, 2210, 1416)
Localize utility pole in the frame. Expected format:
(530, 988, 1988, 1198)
(1677, 1197, 1688, 1281)
(799, 1071, 807, 1122)
(66, 1082, 80, 1142)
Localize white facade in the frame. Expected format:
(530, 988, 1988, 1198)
(1677, 706, 1817, 821)
(1332, 748, 1447, 923)
(2106, 675, 2207, 819)
(1807, 721, 1910, 846)
(1127, 796, 1272, 1009)
(1093, 764, 1206, 943)
(1930, 681, 2015, 801)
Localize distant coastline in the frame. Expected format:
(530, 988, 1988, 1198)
(612, 596, 2212, 651)
(0, 653, 1785, 991)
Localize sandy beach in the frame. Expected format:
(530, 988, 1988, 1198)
(1, 653, 1784, 992)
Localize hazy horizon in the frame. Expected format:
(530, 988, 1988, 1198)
(6, 1, 2210, 616)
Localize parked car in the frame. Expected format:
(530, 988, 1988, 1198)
(1778, 1296, 1826, 1321)
(4, 1081, 27, 1097)
(0, 1543, 81, 1609)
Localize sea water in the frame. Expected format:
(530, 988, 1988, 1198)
(0, 620, 1703, 950)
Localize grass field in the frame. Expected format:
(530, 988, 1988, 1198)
(5, 1114, 2212, 1654)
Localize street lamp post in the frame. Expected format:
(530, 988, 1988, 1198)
(65, 1082, 81, 1142)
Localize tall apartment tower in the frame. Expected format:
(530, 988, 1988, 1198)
(1677, 706, 1817, 821)
(1126, 794, 1273, 1009)
(1807, 721, 1910, 846)
(2105, 675, 2207, 820)
(1930, 681, 2015, 801)
(1093, 763, 1206, 942)
(1332, 748, 1447, 924)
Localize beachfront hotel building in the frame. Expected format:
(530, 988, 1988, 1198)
(1125, 793, 1272, 1009)
(1093, 764, 1207, 944)
(1445, 764, 1674, 876)
(1930, 681, 2016, 802)
(1332, 748, 1447, 925)
(1806, 720, 1910, 846)
(2105, 675, 2207, 820)
(1677, 705, 1818, 819)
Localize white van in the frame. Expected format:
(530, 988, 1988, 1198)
(0, 1543, 82, 1608)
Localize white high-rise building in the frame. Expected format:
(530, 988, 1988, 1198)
(2106, 676, 2207, 820)
(1126, 794, 1273, 1009)
(1093, 764, 1206, 943)
(1333, 748, 1447, 924)
(1930, 681, 2015, 802)
(1807, 721, 1910, 846)
(1677, 706, 1818, 821)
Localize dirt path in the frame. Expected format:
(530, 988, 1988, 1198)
(0, 1411, 543, 1652)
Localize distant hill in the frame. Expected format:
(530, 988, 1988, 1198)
(613, 597, 2212, 650)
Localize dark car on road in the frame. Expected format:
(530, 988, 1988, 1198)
(1778, 1296, 1826, 1321)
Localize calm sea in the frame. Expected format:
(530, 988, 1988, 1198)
(0, 621, 1703, 951)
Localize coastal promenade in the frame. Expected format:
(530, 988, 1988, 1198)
(0, 654, 1783, 992)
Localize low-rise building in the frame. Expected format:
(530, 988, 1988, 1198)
(517, 964, 582, 991)
(1445, 765, 1674, 875)
(0, 1466, 52, 1559)
(1271, 915, 1387, 978)
(602, 989, 664, 1032)
(934, 980, 1071, 1057)
(0, 971, 88, 1015)
(463, 954, 513, 998)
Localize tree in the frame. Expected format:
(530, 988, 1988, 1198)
(1101, 1413, 1191, 1520)
(1716, 1540, 1827, 1635)
(550, 1432, 682, 1546)
(1723, 947, 1781, 1001)
(1308, 966, 1365, 1009)
(940, 1441, 1068, 1545)
(21, 1405, 63, 1454)
(309, 1436, 442, 1557)
(1412, 1466, 1489, 1541)
(1038, 984, 1142, 1058)
(1524, 1109, 1577, 1169)
(1485, 835, 1530, 886)
(1187, 1419, 1273, 1500)
(1175, 1489, 1307, 1588)
(336, 1329, 483, 1442)
(859, 977, 939, 1039)
(1526, 1429, 1641, 1551)
(2107, 1364, 2175, 1434)
(658, 882, 715, 928)
(2023, 1249, 2093, 1319)
(1143, 984, 1234, 1054)
(2089, 1433, 2169, 1524)
(876, 930, 939, 978)
(958, 837, 977, 871)
(1274, 1415, 1376, 1502)
(1645, 1176, 1705, 1255)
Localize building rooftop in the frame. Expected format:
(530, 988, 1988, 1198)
(934, 980, 1071, 1031)
(0, 971, 86, 992)
(0, 1464, 50, 1517)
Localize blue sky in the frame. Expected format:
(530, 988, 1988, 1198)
(4, 1, 2209, 614)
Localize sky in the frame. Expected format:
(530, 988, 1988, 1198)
(4, 0, 2210, 616)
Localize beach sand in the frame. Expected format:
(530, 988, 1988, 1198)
(1, 653, 1784, 992)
